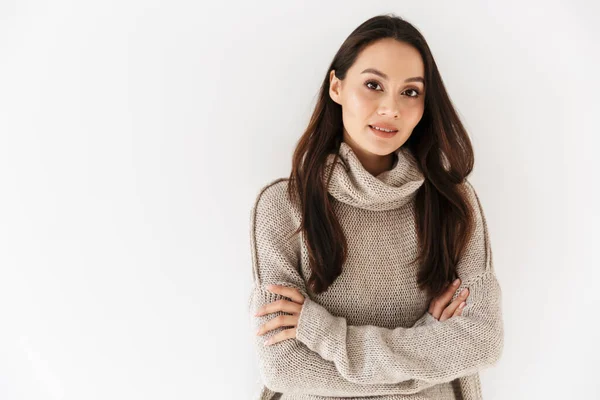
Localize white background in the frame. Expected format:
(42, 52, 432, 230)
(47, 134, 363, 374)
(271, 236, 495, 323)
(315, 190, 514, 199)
(1, 1, 599, 399)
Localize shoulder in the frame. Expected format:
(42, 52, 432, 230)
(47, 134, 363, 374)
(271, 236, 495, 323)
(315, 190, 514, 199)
(249, 179, 304, 287)
(252, 177, 290, 209)
(456, 178, 495, 278)
(250, 178, 301, 231)
(457, 178, 486, 223)
(251, 178, 293, 217)
(459, 178, 479, 204)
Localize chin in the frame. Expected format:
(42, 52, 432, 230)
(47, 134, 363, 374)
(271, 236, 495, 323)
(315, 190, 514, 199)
(365, 136, 404, 154)
(345, 129, 403, 155)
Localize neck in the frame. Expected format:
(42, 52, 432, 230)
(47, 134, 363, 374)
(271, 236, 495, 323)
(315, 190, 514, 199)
(342, 131, 397, 177)
(324, 141, 425, 211)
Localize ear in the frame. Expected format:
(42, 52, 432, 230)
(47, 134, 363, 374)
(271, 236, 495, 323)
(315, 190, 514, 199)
(329, 69, 342, 105)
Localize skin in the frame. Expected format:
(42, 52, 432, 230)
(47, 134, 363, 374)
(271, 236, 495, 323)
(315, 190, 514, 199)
(330, 37, 427, 177)
(255, 38, 470, 346)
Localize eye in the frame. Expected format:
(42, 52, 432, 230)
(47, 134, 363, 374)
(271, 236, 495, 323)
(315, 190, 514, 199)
(365, 80, 421, 99)
(404, 88, 421, 98)
(365, 80, 382, 91)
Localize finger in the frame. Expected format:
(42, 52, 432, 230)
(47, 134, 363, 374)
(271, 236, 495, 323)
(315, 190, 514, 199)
(266, 284, 305, 304)
(429, 278, 461, 319)
(256, 314, 298, 336)
(255, 299, 302, 317)
(264, 327, 297, 346)
(439, 298, 466, 322)
(439, 288, 469, 322)
(452, 302, 466, 317)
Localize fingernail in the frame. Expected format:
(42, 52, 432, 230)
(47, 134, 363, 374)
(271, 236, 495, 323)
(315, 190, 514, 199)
(460, 302, 466, 308)
(453, 279, 460, 286)
(263, 339, 271, 346)
(461, 288, 468, 296)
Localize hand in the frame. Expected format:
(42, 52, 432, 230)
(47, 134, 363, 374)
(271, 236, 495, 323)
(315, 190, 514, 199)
(427, 279, 470, 322)
(254, 284, 306, 346)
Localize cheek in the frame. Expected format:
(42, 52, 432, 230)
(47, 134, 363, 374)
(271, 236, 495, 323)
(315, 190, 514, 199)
(404, 101, 425, 125)
(345, 90, 378, 119)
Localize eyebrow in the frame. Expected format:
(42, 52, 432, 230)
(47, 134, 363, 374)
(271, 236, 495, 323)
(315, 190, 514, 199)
(360, 68, 425, 84)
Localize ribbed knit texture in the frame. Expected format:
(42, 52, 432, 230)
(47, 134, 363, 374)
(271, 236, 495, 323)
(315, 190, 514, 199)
(248, 141, 504, 400)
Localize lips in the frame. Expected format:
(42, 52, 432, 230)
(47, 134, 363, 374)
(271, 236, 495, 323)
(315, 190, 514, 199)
(369, 125, 398, 138)
(369, 124, 398, 132)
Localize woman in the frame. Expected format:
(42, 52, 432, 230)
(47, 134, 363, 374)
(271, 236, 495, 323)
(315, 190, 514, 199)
(248, 13, 504, 400)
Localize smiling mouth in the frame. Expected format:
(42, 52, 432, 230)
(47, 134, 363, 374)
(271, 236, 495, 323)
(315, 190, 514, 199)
(368, 124, 398, 133)
(368, 125, 399, 138)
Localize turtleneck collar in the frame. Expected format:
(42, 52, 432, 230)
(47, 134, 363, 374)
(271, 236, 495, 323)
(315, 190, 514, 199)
(324, 141, 425, 211)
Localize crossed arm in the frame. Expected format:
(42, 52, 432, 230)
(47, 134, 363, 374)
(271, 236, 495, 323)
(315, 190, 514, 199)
(248, 179, 503, 396)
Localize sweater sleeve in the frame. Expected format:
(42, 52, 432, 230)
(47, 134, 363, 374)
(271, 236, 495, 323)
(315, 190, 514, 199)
(410, 309, 441, 327)
(295, 181, 504, 385)
(248, 179, 441, 396)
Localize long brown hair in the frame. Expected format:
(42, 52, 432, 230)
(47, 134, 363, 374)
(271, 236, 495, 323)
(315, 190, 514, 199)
(287, 13, 477, 299)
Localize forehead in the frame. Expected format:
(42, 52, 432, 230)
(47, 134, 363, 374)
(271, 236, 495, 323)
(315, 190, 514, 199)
(349, 38, 424, 81)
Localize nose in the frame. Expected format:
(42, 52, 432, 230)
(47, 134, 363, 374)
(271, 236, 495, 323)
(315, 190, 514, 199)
(378, 95, 400, 119)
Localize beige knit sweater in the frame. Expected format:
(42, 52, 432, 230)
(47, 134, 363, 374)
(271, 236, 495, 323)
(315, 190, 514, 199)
(248, 141, 504, 400)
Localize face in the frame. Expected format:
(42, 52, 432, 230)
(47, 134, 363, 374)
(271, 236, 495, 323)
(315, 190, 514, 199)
(329, 38, 426, 161)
